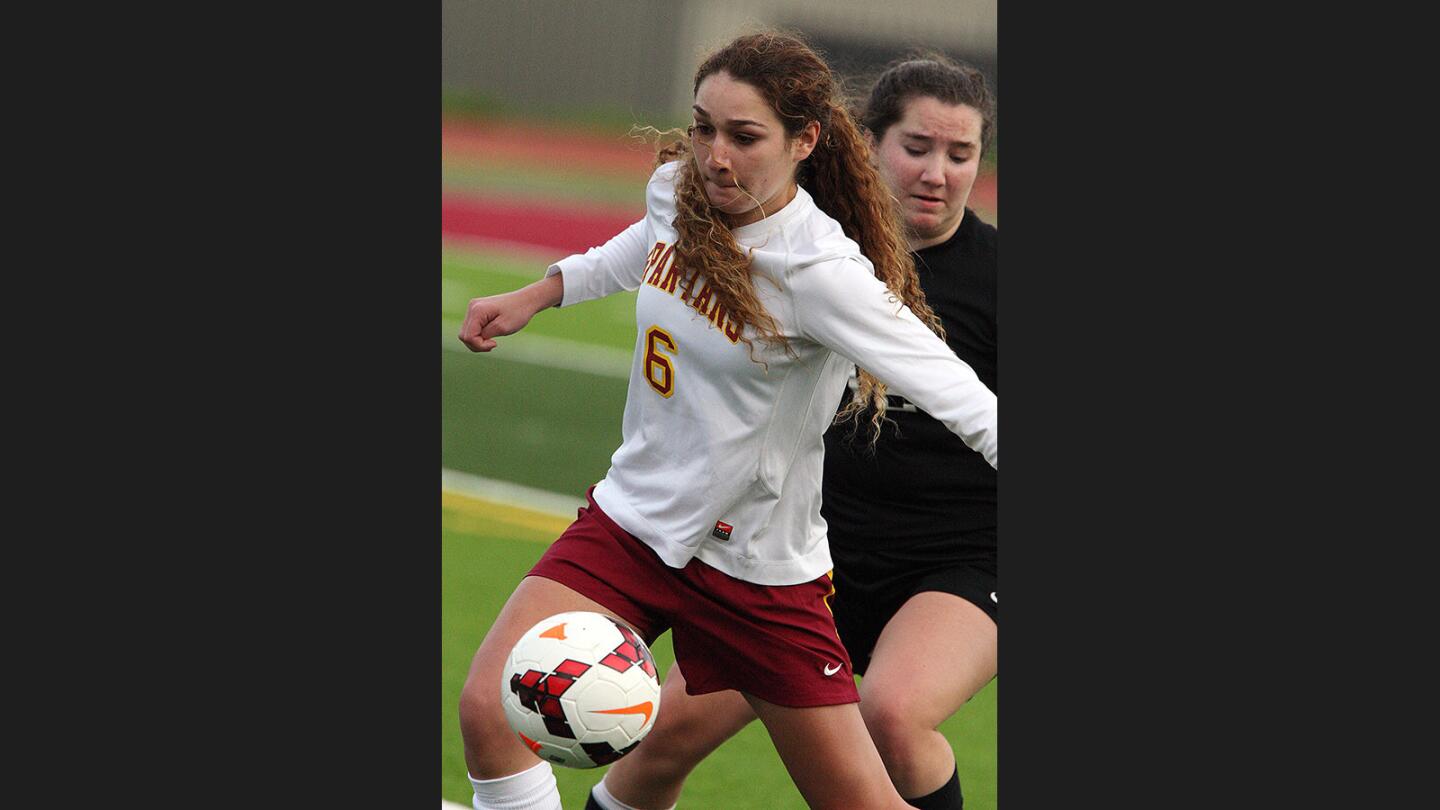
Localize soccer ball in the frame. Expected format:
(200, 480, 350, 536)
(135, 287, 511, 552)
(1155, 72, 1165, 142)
(499, 611, 661, 768)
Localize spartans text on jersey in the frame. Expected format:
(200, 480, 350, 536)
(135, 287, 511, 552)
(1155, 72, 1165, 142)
(641, 241, 743, 344)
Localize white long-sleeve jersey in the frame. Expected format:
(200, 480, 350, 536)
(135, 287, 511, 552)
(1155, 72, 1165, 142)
(545, 162, 996, 585)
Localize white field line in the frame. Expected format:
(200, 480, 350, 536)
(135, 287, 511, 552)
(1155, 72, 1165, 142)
(441, 319, 632, 379)
(441, 468, 584, 517)
(442, 801, 469, 810)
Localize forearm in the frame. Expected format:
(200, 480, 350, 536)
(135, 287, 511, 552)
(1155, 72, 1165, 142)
(521, 272, 564, 313)
(458, 272, 566, 352)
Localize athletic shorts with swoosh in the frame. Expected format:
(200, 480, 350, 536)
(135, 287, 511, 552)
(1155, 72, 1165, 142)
(527, 487, 859, 707)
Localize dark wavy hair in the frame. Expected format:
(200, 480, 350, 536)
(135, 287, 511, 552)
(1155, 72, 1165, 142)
(861, 51, 996, 156)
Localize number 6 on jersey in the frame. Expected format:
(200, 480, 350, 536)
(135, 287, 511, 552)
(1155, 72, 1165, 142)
(643, 326, 677, 398)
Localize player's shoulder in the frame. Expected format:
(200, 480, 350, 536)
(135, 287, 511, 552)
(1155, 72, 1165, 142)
(963, 209, 997, 261)
(787, 194, 866, 266)
(645, 161, 683, 219)
(648, 160, 682, 188)
(782, 252, 877, 305)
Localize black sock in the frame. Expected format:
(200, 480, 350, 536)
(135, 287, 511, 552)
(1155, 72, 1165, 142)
(904, 764, 962, 810)
(583, 786, 602, 810)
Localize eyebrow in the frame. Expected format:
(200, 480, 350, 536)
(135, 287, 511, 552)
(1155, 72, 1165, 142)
(693, 105, 769, 129)
(900, 130, 975, 149)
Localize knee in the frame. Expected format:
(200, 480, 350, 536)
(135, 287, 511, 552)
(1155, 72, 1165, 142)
(600, 716, 709, 808)
(641, 690, 755, 781)
(859, 688, 927, 762)
(459, 672, 510, 748)
(627, 713, 714, 780)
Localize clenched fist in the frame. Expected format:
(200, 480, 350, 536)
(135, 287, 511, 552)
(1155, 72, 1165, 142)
(457, 274, 565, 352)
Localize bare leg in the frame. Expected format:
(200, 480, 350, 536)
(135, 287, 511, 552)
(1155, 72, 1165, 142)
(858, 591, 997, 797)
(602, 662, 757, 809)
(744, 694, 913, 810)
(459, 575, 633, 779)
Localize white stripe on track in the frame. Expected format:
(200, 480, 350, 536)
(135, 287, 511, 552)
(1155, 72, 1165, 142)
(442, 468, 585, 517)
(442, 234, 567, 270)
(441, 320, 632, 379)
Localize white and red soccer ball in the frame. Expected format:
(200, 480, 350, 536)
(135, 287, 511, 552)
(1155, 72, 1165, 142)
(499, 611, 662, 768)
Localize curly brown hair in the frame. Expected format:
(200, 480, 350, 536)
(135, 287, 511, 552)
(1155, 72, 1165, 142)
(646, 31, 943, 443)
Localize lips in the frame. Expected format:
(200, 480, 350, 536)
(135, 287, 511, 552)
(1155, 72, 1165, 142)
(911, 194, 945, 209)
(704, 177, 741, 205)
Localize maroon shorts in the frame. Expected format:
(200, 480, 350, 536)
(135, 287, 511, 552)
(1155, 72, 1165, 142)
(527, 488, 858, 708)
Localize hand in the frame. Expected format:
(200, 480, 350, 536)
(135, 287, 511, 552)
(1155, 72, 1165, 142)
(457, 275, 563, 352)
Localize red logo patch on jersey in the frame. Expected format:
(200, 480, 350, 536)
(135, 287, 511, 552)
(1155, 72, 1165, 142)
(711, 521, 733, 541)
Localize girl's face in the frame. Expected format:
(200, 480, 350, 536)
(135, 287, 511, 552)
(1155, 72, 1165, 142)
(691, 71, 817, 227)
(873, 95, 984, 249)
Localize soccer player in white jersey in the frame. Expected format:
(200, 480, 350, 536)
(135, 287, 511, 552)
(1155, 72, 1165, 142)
(456, 32, 997, 810)
(591, 54, 999, 810)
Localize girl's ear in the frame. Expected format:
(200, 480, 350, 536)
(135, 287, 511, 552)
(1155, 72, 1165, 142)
(793, 120, 820, 162)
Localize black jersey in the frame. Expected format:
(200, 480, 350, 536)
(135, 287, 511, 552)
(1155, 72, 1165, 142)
(822, 209, 997, 547)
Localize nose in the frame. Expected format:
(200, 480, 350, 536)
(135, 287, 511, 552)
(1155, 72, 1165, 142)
(704, 139, 732, 174)
(919, 155, 945, 187)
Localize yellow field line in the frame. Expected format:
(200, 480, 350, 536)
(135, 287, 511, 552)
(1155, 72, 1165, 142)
(442, 489, 572, 542)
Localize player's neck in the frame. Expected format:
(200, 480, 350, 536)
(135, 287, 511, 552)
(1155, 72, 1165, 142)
(908, 210, 965, 251)
(727, 181, 797, 228)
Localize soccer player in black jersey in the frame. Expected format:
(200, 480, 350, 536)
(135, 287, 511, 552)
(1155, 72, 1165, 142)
(588, 54, 996, 810)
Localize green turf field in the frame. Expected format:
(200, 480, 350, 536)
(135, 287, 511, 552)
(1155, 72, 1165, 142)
(442, 499, 811, 807)
(441, 496, 997, 809)
(441, 118, 996, 808)
(444, 154, 646, 212)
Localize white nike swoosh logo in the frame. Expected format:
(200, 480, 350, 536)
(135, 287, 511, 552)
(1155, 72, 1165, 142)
(823, 663, 842, 676)
(990, 591, 998, 603)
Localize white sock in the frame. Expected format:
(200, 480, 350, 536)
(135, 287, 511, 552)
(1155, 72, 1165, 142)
(590, 774, 676, 810)
(468, 760, 561, 810)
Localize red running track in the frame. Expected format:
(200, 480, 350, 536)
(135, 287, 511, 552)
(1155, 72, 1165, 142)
(440, 119, 996, 212)
(441, 119, 994, 255)
(441, 185, 995, 255)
